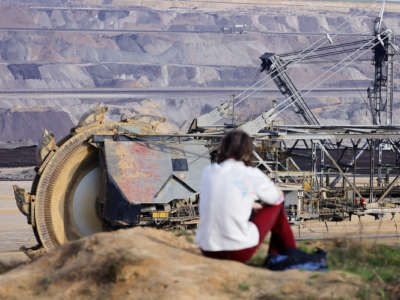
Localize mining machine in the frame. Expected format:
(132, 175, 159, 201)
(13, 9, 400, 252)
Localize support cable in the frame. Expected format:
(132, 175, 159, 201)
(233, 28, 356, 107)
(232, 35, 334, 105)
(195, 0, 382, 127)
(267, 35, 388, 121)
(230, 0, 382, 108)
(216, 16, 365, 110)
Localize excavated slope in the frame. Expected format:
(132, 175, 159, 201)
(0, 107, 74, 145)
(1, 1, 400, 145)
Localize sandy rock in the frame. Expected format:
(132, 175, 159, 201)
(359, 215, 375, 222)
(350, 214, 361, 224)
(0, 227, 366, 300)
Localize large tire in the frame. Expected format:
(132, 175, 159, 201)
(34, 124, 116, 250)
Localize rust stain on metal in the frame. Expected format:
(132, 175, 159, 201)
(111, 142, 164, 204)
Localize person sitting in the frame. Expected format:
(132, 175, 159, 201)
(195, 129, 297, 263)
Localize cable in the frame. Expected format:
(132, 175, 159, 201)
(234, 33, 345, 105)
(270, 39, 379, 120)
(271, 36, 381, 119)
(0, 26, 378, 37)
(188, 0, 383, 126)
(230, 7, 385, 122)
(269, 34, 388, 121)
(234, 34, 350, 106)
(233, 18, 378, 107)
(227, 0, 383, 111)
(347, 68, 372, 119)
(281, 39, 373, 58)
(229, 31, 348, 104)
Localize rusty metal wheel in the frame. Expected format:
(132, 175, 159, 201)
(33, 124, 116, 250)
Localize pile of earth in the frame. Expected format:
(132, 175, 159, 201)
(0, 106, 74, 145)
(0, 146, 36, 168)
(0, 227, 370, 300)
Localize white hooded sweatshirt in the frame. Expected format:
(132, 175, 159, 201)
(195, 159, 282, 251)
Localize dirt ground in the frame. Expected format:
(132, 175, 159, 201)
(1, 179, 399, 263)
(293, 216, 400, 246)
(0, 227, 369, 300)
(0, 180, 400, 299)
(0, 181, 36, 266)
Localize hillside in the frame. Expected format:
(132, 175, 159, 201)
(0, 227, 368, 300)
(1, 0, 400, 145)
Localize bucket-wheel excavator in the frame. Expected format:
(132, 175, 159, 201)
(14, 108, 214, 250)
(13, 17, 397, 252)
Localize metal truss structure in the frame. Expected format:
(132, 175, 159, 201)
(190, 7, 400, 221)
(252, 125, 400, 220)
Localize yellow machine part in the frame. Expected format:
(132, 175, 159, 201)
(30, 110, 163, 250)
(33, 123, 116, 249)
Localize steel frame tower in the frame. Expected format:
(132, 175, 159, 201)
(368, 25, 395, 126)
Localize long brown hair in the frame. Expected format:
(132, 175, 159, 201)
(216, 130, 254, 166)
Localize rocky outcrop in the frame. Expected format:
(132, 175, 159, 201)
(0, 227, 365, 300)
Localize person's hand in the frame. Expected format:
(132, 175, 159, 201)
(252, 202, 263, 213)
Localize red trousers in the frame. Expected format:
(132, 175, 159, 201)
(202, 203, 296, 263)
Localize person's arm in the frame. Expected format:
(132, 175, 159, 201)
(252, 201, 264, 213)
(252, 168, 283, 205)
